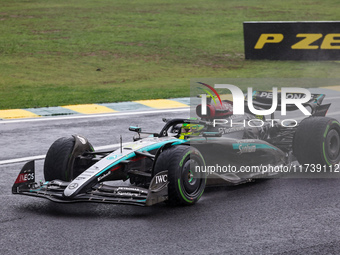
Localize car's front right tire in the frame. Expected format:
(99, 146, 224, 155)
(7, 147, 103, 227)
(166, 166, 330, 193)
(44, 136, 94, 181)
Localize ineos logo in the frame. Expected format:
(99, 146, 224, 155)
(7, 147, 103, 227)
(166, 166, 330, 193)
(68, 183, 79, 190)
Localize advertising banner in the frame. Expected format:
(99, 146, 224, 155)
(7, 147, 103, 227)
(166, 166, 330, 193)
(244, 21, 340, 60)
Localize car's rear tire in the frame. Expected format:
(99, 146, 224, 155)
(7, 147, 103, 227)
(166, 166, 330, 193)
(154, 145, 206, 206)
(44, 136, 94, 181)
(293, 117, 340, 166)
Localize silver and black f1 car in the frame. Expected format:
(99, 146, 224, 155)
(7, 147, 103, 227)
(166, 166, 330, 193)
(12, 91, 340, 206)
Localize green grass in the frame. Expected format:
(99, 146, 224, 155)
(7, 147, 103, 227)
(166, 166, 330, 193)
(1, 0, 340, 109)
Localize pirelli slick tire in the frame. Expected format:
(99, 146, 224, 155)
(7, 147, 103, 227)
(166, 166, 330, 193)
(293, 117, 340, 166)
(154, 145, 206, 206)
(44, 135, 94, 181)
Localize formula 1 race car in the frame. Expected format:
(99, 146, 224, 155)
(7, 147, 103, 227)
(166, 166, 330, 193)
(12, 91, 340, 206)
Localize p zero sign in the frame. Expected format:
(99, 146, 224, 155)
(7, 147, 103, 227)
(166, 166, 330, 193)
(243, 21, 340, 60)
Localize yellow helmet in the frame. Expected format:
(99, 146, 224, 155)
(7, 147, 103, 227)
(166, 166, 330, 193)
(179, 123, 204, 139)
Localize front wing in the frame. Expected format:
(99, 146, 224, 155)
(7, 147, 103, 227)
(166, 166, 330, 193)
(12, 161, 169, 206)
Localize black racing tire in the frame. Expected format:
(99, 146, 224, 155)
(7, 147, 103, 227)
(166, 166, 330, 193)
(293, 117, 340, 166)
(154, 145, 206, 206)
(44, 137, 93, 181)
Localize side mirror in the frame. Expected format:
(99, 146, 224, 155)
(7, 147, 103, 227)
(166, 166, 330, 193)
(129, 126, 142, 133)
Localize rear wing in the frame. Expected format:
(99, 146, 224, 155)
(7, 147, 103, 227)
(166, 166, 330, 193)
(245, 91, 330, 116)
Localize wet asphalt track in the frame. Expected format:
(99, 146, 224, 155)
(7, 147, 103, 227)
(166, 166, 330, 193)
(2, 91, 340, 255)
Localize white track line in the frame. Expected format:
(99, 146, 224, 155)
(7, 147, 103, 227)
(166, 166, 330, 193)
(0, 155, 46, 165)
(0, 108, 190, 124)
(324, 96, 340, 100)
(0, 143, 129, 166)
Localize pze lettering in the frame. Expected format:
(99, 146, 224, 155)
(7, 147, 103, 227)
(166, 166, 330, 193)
(254, 33, 340, 49)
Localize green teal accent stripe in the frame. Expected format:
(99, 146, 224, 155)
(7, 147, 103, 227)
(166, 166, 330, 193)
(177, 179, 193, 203)
(324, 125, 330, 138)
(95, 139, 184, 176)
(136, 199, 147, 202)
(171, 140, 189, 145)
(322, 142, 331, 166)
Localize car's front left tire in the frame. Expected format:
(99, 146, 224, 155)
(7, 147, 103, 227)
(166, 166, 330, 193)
(154, 145, 206, 205)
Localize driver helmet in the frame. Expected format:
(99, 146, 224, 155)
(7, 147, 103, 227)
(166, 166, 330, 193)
(179, 123, 204, 139)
